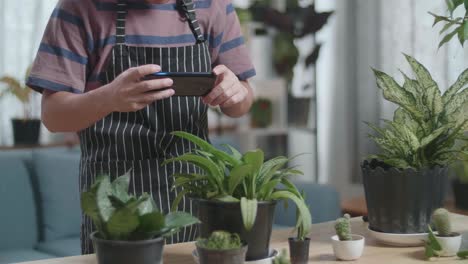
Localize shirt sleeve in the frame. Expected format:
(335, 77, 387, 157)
(210, 0, 256, 81)
(27, 0, 91, 94)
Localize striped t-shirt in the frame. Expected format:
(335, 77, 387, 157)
(27, 0, 256, 94)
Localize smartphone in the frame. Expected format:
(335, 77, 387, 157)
(143, 72, 216, 96)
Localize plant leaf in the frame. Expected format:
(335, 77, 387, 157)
(443, 67, 468, 104)
(164, 212, 200, 234)
(270, 191, 312, 236)
(221, 144, 243, 161)
(420, 125, 449, 148)
(110, 174, 131, 203)
(429, 12, 450, 26)
(171, 131, 241, 167)
(228, 164, 252, 195)
(240, 198, 258, 231)
(215, 195, 240, 202)
(135, 212, 165, 239)
(170, 188, 190, 212)
(97, 176, 115, 222)
(243, 149, 265, 174)
(106, 207, 139, 240)
(138, 198, 158, 216)
(439, 26, 460, 48)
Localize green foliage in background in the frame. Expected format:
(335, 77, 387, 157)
(81, 174, 199, 241)
(196, 231, 243, 250)
(367, 55, 468, 169)
(429, 0, 468, 47)
(163, 131, 311, 236)
(0, 67, 33, 119)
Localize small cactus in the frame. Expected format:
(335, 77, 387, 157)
(432, 208, 452, 237)
(197, 231, 243, 250)
(273, 249, 291, 264)
(335, 214, 352, 241)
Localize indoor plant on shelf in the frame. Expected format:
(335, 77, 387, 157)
(331, 214, 364, 261)
(81, 174, 199, 264)
(196, 231, 247, 264)
(0, 67, 40, 145)
(163, 131, 312, 261)
(363, 54, 468, 234)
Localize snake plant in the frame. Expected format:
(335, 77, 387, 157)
(162, 131, 312, 236)
(367, 54, 468, 169)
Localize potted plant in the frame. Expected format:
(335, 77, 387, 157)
(362, 54, 467, 234)
(196, 231, 247, 264)
(163, 131, 312, 261)
(331, 214, 364, 261)
(424, 208, 462, 258)
(81, 174, 199, 264)
(288, 193, 310, 264)
(251, 98, 273, 128)
(0, 67, 40, 145)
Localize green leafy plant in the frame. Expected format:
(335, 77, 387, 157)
(196, 231, 243, 250)
(432, 208, 452, 236)
(424, 226, 468, 260)
(162, 131, 312, 235)
(81, 174, 199, 241)
(429, 0, 468, 47)
(334, 214, 352, 241)
(295, 191, 310, 240)
(0, 67, 33, 119)
(367, 54, 468, 169)
(273, 249, 291, 264)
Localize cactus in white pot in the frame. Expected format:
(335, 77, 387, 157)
(425, 208, 462, 258)
(331, 214, 365, 261)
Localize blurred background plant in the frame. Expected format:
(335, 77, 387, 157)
(0, 67, 33, 120)
(429, 0, 468, 47)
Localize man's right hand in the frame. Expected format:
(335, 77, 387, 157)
(103, 64, 174, 112)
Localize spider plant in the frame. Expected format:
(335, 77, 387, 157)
(162, 131, 312, 236)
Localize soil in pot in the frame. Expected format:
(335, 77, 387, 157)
(362, 159, 448, 234)
(452, 179, 468, 210)
(195, 199, 276, 261)
(288, 237, 310, 264)
(11, 118, 41, 145)
(197, 244, 248, 264)
(91, 232, 165, 264)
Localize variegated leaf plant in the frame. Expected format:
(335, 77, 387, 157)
(368, 54, 468, 169)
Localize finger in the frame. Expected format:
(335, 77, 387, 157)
(221, 91, 245, 108)
(127, 64, 161, 80)
(203, 79, 234, 104)
(212, 65, 229, 76)
(134, 89, 175, 104)
(210, 85, 236, 106)
(132, 78, 174, 94)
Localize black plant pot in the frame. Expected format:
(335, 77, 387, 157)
(288, 237, 310, 264)
(287, 96, 311, 128)
(362, 160, 448, 234)
(11, 118, 41, 146)
(453, 179, 468, 210)
(196, 244, 248, 264)
(91, 232, 165, 264)
(195, 199, 276, 261)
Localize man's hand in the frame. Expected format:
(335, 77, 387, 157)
(202, 65, 249, 108)
(103, 64, 174, 113)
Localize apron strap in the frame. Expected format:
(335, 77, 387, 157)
(178, 0, 205, 44)
(115, 0, 128, 45)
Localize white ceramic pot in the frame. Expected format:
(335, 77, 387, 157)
(331, 235, 365, 261)
(435, 232, 462, 257)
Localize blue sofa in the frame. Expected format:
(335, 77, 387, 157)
(0, 146, 340, 263)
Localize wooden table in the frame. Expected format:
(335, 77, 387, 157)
(20, 214, 468, 264)
(342, 197, 468, 217)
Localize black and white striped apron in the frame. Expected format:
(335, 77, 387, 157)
(78, 0, 210, 254)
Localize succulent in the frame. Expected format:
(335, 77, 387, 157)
(432, 208, 452, 237)
(273, 249, 291, 264)
(367, 55, 468, 169)
(163, 131, 312, 235)
(81, 174, 199, 241)
(335, 214, 352, 241)
(196, 231, 243, 250)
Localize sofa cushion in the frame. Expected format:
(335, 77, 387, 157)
(33, 149, 81, 242)
(0, 249, 56, 264)
(36, 237, 80, 257)
(0, 156, 39, 249)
